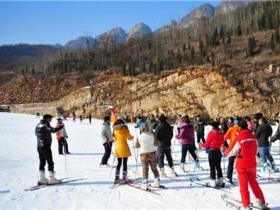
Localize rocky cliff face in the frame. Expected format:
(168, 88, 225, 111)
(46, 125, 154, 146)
(22, 65, 277, 118)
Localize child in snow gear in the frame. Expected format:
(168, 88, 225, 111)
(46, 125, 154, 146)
(35, 114, 63, 184)
(202, 121, 224, 187)
(176, 115, 199, 172)
(227, 119, 268, 210)
(100, 116, 114, 167)
(194, 115, 205, 145)
(223, 118, 240, 184)
(135, 123, 160, 190)
(113, 119, 134, 184)
(155, 114, 176, 178)
(55, 118, 70, 155)
(255, 117, 277, 172)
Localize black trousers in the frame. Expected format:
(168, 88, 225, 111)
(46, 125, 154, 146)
(38, 146, 54, 171)
(101, 142, 112, 164)
(116, 157, 128, 172)
(208, 150, 223, 180)
(58, 137, 69, 154)
(197, 133, 205, 143)
(227, 156, 236, 180)
(157, 147, 173, 168)
(181, 144, 198, 163)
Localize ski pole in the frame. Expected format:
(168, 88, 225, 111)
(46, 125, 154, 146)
(131, 127, 139, 179)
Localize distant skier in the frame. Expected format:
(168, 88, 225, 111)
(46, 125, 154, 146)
(194, 115, 205, 146)
(155, 114, 176, 178)
(113, 119, 134, 184)
(72, 111, 76, 122)
(35, 114, 64, 184)
(55, 118, 70, 155)
(135, 123, 160, 190)
(176, 115, 199, 172)
(88, 113, 92, 124)
(80, 115, 83, 123)
(202, 121, 224, 187)
(100, 116, 113, 167)
(227, 119, 269, 210)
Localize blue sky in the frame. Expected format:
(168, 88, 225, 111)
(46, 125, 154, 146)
(0, 1, 220, 45)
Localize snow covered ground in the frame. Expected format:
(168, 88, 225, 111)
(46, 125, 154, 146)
(0, 113, 280, 210)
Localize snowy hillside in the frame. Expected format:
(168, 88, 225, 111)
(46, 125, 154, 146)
(0, 113, 280, 210)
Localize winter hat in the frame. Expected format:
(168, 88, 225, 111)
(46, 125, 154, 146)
(57, 117, 62, 121)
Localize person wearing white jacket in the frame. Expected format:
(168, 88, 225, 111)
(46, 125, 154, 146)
(135, 123, 160, 190)
(100, 116, 114, 167)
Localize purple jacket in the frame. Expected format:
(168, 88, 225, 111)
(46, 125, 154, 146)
(177, 123, 195, 145)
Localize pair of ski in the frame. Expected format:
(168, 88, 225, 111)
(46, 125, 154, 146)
(193, 181, 231, 191)
(111, 180, 166, 195)
(25, 178, 84, 191)
(221, 193, 269, 210)
(257, 174, 280, 182)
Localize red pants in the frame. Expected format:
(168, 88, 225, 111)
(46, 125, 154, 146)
(237, 167, 266, 207)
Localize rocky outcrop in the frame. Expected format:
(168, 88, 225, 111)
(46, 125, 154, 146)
(16, 65, 275, 118)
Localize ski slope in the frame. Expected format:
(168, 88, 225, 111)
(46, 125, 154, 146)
(0, 113, 280, 210)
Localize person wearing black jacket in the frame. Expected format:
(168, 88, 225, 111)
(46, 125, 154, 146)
(255, 117, 277, 172)
(35, 114, 63, 184)
(154, 114, 176, 178)
(194, 115, 205, 144)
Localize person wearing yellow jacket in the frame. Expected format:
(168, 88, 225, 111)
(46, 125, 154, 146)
(223, 118, 241, 184)
(113, 119, 134, 184)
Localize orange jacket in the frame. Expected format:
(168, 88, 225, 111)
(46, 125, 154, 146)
(113, 124, 134, 158)
(224, 124, 240, 155)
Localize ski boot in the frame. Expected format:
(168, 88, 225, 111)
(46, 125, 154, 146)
(169, 167, 177, 177)
(38, 170, 49, 185)
(150, 177, 160, 188)
(217, 177, 225, 188)
(208, 179, 217, 187)
(160, 168, 167, 178)
(180, 163, 185, 172)
(140, 180, 149, 191)
(114, 170, 121, 184)
(48, 171, 60, 184)
(122, 171, 133, 184)
(256, 199, 270, 210)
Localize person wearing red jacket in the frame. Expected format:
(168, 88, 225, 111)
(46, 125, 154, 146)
(202, 121, 225, 187)
(227, 119, 269, 210)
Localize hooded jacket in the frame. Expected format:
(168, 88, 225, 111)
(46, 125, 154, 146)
(113, 124, 134, 158)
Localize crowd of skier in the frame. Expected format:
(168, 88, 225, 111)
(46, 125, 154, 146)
(34, 111, 280, 210)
